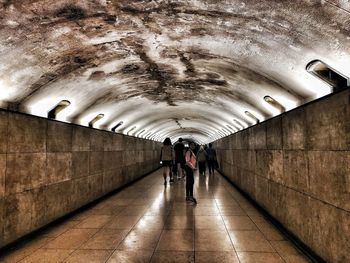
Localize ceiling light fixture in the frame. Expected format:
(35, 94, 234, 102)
(88, 113, 104, 128)
(127, 126, 136, 135)
(264, 96, 286, 113)
(111, 121, 123, 132)
(48, 100, 71, 119)
(306, 60, 349, 92)
(233, 119, 245, 129)
(245, 111, 260, 124)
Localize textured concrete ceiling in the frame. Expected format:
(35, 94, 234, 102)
(0, 0, 350, 143)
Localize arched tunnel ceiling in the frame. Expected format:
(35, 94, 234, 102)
(0, 0, 350, 143)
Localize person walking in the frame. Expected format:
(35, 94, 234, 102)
(206, 143, 217, 175)
(184, 142, 197, 204)
(160, 137, 174, 185)
(174, 138, 185, 179)
(197, 145, 207, 175)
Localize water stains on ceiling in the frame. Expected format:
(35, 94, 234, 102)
(0, 0, 349, 143)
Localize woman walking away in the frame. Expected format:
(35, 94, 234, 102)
(185, 142, 197, 204)
(197, 145, 207, 175)
(160, 137, 174, 186)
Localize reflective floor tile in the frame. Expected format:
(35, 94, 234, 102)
(117, 229, 162, 250)
(44, 228, 99, 249)
(195, 251, 239, 263)
(103, 215, 141, 230)
(63, 249, 113, 263)
(195, 230, 234, 251)
(76, 215, 113, 229)
(150, 251, 194, 263)
(156, 230, 194, 251)
(164, 216, 194, 230)
(228, 230, 275, 252)
(19, 249, 74, 263)
(107, 249, 153, 263)
(195, 216, 226, 230)
(237, 252, 284, 263)
(81, 229, 128, 249)
(222, 216, 257, 230)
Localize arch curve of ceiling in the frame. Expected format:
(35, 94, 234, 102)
(0, 0, 349, 143)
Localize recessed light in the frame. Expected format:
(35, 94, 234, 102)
(48, 100, 70, 119)
(88, 114, 104, 128)
(245, 111, 259, 124)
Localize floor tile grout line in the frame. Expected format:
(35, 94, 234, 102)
(215, 177, 242, 263)
(8, 237, 55, 263)
(147, 185, 174, 263)
(103, 183, 157, 263)
(193, 200, 196, 263)
(65, 210, 124, 259)
(4, 219, 82, 263)
(221, 173, 291, 263)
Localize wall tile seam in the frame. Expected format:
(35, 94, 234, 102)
(219, 167, 350, 214)
(3, 175, 109, 193)
(218, 147, 350, 153)
(3, 112, 9, 201)
(27, 169, 156, 233)
(5, 148, 156, 153)
(218, 149, 350, 158)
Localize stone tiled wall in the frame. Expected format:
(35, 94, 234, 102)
(215, 89, 350, 263)
(0, 110, 161, 248)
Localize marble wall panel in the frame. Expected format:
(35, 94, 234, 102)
(31, 188, 47, 230)
(4, 192, 33, 244)
(308, 151, 350, 211)
(216, 89, 350, 262)
(282, 108, 306, 150)
(283, 150, 308, 192)
(0, 154, 5, 198)
(253, 123, 267, 149)
(266, 116, 282, 150)
(103, 132, 114, 151)
(6, 153, 46, 194)
(89, 151, 104, 175)
(44, 181, 72, 222)
(47, 121, 72, 152)
(90, 130, 105, 152)
(72, 126, 90, 152)
(8, 114, 46, 153)
(46, 153, 72, 185)
(0, 198, 3, 246)
(1, 109, 163, 248)
(0, 111, 8, 153)
(72, 151, 89, 178)
(113, 134, 124, 151)
(306, 90, 349, 150)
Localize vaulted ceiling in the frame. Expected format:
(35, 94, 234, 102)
(0, 0, 349, 143)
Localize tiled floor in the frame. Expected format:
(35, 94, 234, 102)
(0, 169, 311, 263)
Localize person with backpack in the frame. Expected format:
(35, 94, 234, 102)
(206, 143, 217, 175)
(160, 137, 174, 185)
(184, 142, 197, 204)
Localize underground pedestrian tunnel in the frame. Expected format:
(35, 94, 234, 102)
(0, 1, 349, 262)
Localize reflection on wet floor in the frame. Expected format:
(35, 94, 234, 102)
(0, 169, 310, 263)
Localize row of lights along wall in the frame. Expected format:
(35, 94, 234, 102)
(45, 60, 349, 141)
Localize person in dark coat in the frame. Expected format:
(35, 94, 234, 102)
(206, 143, 217, 175)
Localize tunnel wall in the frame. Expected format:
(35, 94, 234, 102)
(215, 89, 350, 263)
(0, 110, 161, 248)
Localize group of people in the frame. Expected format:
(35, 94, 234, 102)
(196, 144, 218, 176)
(159, 137, 217, 204)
